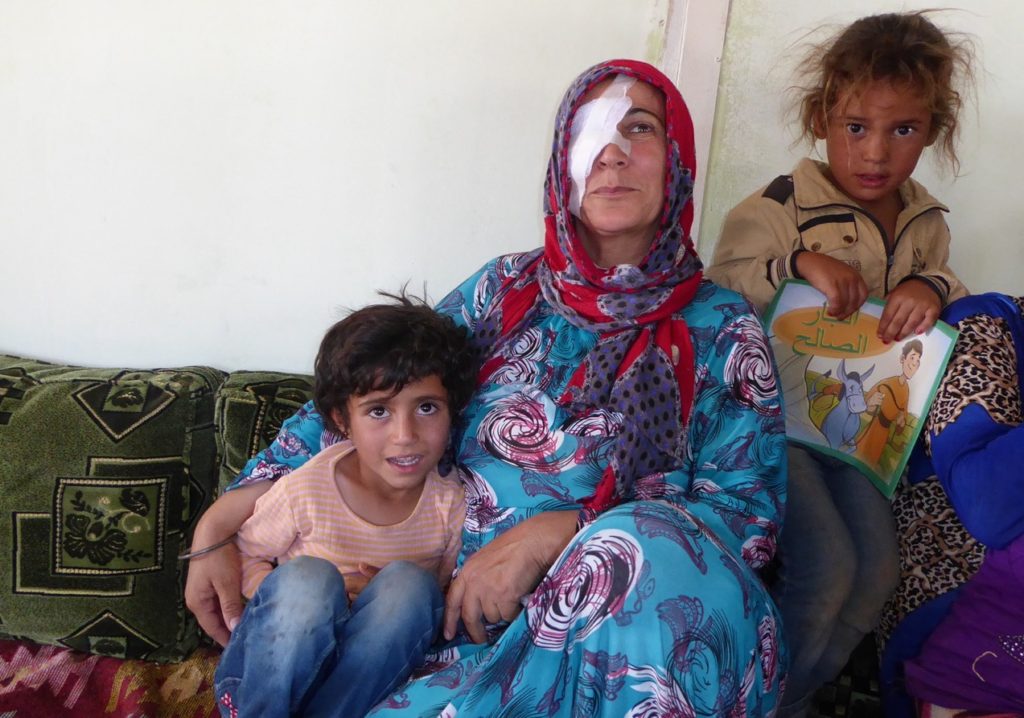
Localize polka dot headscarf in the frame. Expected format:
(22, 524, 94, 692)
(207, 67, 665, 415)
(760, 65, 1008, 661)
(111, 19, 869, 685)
(473, 59, 705, 519)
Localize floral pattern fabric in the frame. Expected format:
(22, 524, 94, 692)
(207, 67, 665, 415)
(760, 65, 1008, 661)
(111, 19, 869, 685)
(232, 257, 787, 716)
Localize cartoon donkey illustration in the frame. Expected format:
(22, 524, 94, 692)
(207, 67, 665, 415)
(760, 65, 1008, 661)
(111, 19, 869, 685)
(811, 359, 875, 452)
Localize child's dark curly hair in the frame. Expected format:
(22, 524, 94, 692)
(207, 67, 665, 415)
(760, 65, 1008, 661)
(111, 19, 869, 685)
(313, 292, 476, 434)
(792, 11, 976, 174)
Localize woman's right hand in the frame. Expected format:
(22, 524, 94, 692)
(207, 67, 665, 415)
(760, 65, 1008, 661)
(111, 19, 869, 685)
(796, 252, 869, 320)
(443, 510, 578, 643)
(183, 482, 271, 646)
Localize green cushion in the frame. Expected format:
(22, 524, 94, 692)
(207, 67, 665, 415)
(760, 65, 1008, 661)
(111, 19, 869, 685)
(0, 355, 224, 662)
(215, 371, 314, 492)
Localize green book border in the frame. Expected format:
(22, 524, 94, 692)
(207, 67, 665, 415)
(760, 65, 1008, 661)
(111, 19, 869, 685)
(762, 279, 959, 497)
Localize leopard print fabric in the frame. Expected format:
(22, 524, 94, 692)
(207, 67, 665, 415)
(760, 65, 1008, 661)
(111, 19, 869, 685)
(877, 303, 1024, 651)
(924, 311, 1023, 445)
(877, 480, 985, 649)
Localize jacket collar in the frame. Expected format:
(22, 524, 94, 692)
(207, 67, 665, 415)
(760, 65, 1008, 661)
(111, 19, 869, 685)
(792, 158, 947, 216)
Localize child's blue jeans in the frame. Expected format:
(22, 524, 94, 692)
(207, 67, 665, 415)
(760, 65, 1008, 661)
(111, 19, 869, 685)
(214, 555, 443, 718)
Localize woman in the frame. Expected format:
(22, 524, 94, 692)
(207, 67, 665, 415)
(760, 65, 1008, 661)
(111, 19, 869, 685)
(878, 293, 1024, 716)
(186, 59, 788, 715)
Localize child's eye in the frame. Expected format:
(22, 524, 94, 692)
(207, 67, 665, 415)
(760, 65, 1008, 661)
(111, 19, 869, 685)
(367, 406, 389, 419)
(417, 402, 440, 416)
(894, 126, 916, 137)
(845, 123, 865, 136)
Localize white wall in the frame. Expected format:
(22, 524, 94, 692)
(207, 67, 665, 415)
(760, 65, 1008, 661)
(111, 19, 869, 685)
(0, 0, 675, 373)
(701, 0, 1024, 299)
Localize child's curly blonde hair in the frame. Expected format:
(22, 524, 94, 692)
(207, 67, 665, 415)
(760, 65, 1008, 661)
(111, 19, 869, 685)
(792, 11, 976, 174)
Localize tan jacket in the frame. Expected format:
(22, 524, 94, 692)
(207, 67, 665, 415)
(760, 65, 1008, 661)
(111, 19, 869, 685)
(706, 158, 968, 314)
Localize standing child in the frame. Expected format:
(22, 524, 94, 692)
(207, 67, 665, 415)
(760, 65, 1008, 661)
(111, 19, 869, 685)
(707, 11, 975, 716)
(212, 295, 476, 718)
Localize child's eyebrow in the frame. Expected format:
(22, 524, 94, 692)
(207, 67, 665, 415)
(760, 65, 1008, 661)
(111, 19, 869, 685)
(354, 392, 448, 406)
(411, 393, 448, 403)
(840, 113, 926, 124)
(354, 390, 398, 406)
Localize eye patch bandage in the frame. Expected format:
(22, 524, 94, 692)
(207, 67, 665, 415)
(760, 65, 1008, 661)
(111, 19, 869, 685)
(568, 74, 635, 216)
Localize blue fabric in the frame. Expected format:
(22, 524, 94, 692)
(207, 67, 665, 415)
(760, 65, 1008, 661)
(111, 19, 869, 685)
(932, 404, 1024, 548)
(775, 445, 900, 714)
(232, 257, 788, 716)
(908, 292, 1024, 490)
(914, 293, 1024, 548)
(230, 403, 338, 490)
(214, 557, 443, 718)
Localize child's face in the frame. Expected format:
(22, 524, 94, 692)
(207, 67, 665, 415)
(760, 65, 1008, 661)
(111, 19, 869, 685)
(335, 374, 451, 496)
(819, 80, 933, 217)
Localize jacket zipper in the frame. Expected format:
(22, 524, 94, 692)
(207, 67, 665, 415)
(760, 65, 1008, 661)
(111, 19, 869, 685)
(798, 201, 940, 295)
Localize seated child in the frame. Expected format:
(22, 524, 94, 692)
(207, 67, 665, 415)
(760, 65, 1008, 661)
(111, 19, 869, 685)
(707, 11, 975, 715)
(213, 294, 476, 718)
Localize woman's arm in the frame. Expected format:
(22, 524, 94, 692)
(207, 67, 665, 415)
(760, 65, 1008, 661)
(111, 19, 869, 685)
(227, 402, 329, 490)
(666, 304, 787, 566)
(188, 401, 328, 642)
(184, 482, 271, 646)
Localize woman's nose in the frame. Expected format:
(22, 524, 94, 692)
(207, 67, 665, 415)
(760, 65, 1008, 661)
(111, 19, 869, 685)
(596, 141, 628, 168)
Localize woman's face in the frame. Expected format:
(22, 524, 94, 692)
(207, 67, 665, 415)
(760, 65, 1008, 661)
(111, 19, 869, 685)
(575, 78, 667, 267)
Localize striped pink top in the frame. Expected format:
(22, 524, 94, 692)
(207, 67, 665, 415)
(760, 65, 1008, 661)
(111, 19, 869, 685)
(236, 441, 465, 598)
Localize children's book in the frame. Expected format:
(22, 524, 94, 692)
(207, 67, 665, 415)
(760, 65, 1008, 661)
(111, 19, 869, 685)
(762, 280, 959, 497)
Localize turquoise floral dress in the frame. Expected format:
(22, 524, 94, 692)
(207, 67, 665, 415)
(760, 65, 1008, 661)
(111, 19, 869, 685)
(233, 254, 787, 716)
(232, 57, 787, 716)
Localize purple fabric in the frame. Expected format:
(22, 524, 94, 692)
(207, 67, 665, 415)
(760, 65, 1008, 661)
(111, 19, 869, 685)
(904, 532, 1024, 712)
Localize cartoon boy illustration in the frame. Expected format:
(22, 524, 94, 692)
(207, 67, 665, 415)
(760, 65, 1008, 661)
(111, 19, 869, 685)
(858, 339, 923, 466)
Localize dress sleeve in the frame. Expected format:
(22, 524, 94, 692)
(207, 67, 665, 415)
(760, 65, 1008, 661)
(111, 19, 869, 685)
(706, 191, 803, 315)
(434, 254, 524, 333)
(227, 403, 331, 489)
(927, 315, 1024, 548)
(236, 478, 302, 597)
(657, 303, 788, 568)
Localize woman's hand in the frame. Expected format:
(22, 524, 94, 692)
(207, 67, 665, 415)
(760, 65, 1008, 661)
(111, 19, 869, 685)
(796, 252, 869, 320)
(184, 483, 270, 646)
(878, 279, 941, 343)
(184, 541, 243, 646)
(444, 510, 578, 643)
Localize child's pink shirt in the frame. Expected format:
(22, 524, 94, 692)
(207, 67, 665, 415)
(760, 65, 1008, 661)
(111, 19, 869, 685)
(236, 440, 465, 598)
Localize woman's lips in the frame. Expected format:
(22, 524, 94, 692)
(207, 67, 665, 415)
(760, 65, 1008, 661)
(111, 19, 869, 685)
(590, 186, 634, 197)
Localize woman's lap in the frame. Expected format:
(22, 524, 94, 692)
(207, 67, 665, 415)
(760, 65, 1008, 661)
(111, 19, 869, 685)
(370, 501, 784, 717)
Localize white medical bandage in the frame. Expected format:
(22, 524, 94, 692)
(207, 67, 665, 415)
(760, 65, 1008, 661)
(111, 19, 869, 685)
(568, 74, 635, 217)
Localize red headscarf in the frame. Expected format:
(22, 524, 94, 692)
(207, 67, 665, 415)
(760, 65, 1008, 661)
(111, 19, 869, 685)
(474, 59, 705, 517)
